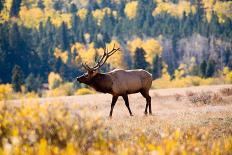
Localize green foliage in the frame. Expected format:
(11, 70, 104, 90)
(25, 73, 42, 92)
(206, 59, 216, 77)
(10, 0, 21, 17)
(152, 54, 162, 79)
(11, 65, 24, 92)
(200, 60, 207, 78)
(133, 48, 148, 70)
(0, 0, 231, 86)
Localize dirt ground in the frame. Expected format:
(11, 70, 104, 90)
(9, 84, 232, 135)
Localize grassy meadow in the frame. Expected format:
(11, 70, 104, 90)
(0, 85, 232, 154)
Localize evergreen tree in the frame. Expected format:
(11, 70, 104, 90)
(206, 59, 216, 77)
(70, 3, 77, 14)
(11, 65, 24, 92)
(200, 60, 207, 78)
(152, 54, 162, 79)
(10, 0, 22, 17)
(0, 0, 4, 11)
(133, 48, 148, 70)
(37, 0, 45, 10)
(25, 73, 42, 92)
(59, 22, 69, 50)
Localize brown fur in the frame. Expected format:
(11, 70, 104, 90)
(76, 69, 152, 117)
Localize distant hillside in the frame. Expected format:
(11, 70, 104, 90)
(0, 0, 231, 84)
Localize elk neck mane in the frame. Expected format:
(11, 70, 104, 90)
(89, 73, 113, 94)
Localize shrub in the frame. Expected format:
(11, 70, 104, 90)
(0, 101, 231, 154)
(24, 92, 39, 99)
(211, 93, 223, 103)
(188, 92, 212, 104)
(75, 88, 95, 95)
(0, 84, 14, 101)
(220, 88, 232, 96)
(48, 72, 63, 89)
(152, 76, 215, 89)
(223, 67, 232, 84)
(46, 83, 74, 97)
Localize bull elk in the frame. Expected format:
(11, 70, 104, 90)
(76, 44, 152, 117)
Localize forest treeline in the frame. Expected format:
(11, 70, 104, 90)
(0, 0, 232, 92)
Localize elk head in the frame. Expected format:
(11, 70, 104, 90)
(76, 44, 120, 85)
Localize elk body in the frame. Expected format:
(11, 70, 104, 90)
(76, 45, 152, 117)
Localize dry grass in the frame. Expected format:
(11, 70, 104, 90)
(220, 87, 232, 96)
(1, 85, 232, 154)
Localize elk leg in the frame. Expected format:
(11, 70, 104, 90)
(147, 95, 152, 115)
(140, 90, 152, 115)
(122, 95, 133, 116)
(109, 96, 118, 117)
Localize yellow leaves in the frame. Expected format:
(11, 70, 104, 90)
(18, 5, 72, 28)
(106, 40, 125, 68)
(127, 38, 163, 64)
(213, 1, 232, 23)
(202, 0, 232, 23)
(70, 40, 124, 68)
(142, 39, 163, 64)
(38, 139, 48, 155)
(51, 13, 72, 27)
(70, 42, 98, 65)
(161, 63, 171, 81)
(127, 38, 143, 56)
(54, 48, 68, 63)
(75, 88, 95, 95)
(77, 8, 88, 20)
(43, 0, 53, 9)
(174, 64, 187, 80)
(65, 143, 76, 155)
(46, 82, 74, 97)
(152, 1, 196, 18)
(92, 7, 112, 24)
(223, 67, 232, 84)
(48, 72, 62, 90)
(81, 46, 97, 65)
(44, 9, 72, 27)
(124, 1, 138, 20)
(0, 0, 12, 22)
(0, 97, 232, 154)
(11, 128, 19, 137)
(19, 7, 44, 28)
(0, 84, 13, 101)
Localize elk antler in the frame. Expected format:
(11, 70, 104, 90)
(82, 44, 120, 72)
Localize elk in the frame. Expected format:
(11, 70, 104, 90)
(76, 44, 152, 117)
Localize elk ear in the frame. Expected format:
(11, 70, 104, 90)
(92, 70, 98, 77)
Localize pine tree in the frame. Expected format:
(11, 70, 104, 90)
(152, 54, 162, 79)
(25, 73, 42, 92)
(206, 59, 216, 77)
(70, 3, 77, 14)
(133, 48, 148, 70)
(200, 60, 207, 78)
(37, 0, 45, 10)
(10, 0, 22, 17)
(11, 65, 24, 92)
(0, 0, 4, 11)
(59, 22, 69, 51)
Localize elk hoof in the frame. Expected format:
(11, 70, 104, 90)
(149, 112, 153, 115)
(130, 114, 134, 116)
(144, 112, 148, 115)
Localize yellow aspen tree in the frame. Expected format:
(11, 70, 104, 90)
(124, 1, 138, 20)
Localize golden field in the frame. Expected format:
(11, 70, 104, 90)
(0, 85, 231, 154)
